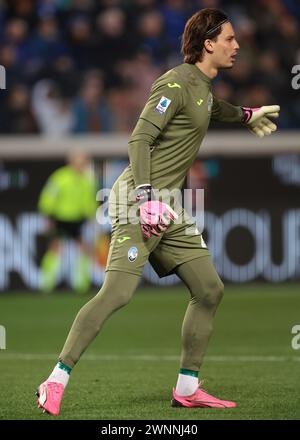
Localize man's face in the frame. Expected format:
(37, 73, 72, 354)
(69, 152, 90, 173)
(207, 22, 239, 69)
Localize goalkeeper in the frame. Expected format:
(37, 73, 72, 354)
(36, 8, 280, 414)
(38, 151, 97, 294)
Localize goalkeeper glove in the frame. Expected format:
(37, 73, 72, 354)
(241, 105, 280, 138)
(136, 185, 178, 238)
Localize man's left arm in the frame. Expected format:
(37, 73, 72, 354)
(211, 96, 243, 123)
(211, 96, 280, 138)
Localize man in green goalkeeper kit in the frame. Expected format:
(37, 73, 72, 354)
(38, 151, 97, 294)
(36, 8, 280, 414)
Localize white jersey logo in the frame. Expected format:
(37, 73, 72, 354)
(208, 93, 213, 113)
(156, 96, 172, 115)
(200, 235, 207, 248)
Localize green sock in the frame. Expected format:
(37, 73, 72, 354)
(40, 250, 60, 292)
(48, 361, 72, 387)
(179, 368, 199, 378)
(176, 369, 199, 396)
(58, 361, 72, 375)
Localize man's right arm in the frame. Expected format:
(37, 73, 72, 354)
(128, 77, 183, 237)
(128, 78, 184, 188)
(128, 119, 160, 188)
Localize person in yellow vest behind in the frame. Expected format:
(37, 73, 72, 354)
(38, 151, 98, 293)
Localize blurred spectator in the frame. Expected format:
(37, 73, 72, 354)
(114, 50, 162, 128)
(160, 0, 189, 53)
(276, 16, 299, 66)
(0, 45, 21, 86)
(5, 0, 37, 28)
(72, 70, 113, 133)
(213, 80, 234, 102)
(32, 79, 73, 136)
(94, 7, 137, 74)
(67, 16, 95, 70)
(3, 18, 29, 65)
(256, 51, 287, 97)
(125, 0, 158, 30)
(137, 10, 171, 64)
(0, 83, 38, 134)
(25, 16, 69, 76)
(241, 84, 275, 108)
(107, 85, 136, 132)
(225, 55, 254, 88)
(45, 54, 80, 98)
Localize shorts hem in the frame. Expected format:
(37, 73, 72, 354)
(155, 249, 210, 278)
(105, 266, 142, 277)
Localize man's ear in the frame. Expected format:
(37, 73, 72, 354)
(204, 39, 214, 54)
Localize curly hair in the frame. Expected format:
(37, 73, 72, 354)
(181, 8, 229, 64)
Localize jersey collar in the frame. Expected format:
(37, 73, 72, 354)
(186, 63, 212, 85)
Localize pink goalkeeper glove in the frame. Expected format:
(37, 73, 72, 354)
(136, 185, 178, 238)
(139, 200, 178, 238)
(241, 105, 280, 138)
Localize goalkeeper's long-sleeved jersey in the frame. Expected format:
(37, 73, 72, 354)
(111, 62, 243, 206)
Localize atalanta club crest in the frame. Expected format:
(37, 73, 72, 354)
(128, 246, 138, 262)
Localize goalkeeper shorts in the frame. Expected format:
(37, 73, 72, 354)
(105, 208, 209, 278)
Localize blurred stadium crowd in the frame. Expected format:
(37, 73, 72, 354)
(0, 0, 299, 136)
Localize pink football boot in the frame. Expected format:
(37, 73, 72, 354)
(172, 382, 236, 409)
(36, 381, 65, 416)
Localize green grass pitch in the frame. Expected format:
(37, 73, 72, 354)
(0, 284, 300, 420)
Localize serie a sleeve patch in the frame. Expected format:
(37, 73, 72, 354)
(155, 96, 172, 115)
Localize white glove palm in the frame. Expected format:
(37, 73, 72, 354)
(242, 105, 280, 138)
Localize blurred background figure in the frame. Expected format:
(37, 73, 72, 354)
(72, 70, 113, 133)
(0, 83, 38, 133)
(38, 151, 97, 294)
(31, 79, 73, 136)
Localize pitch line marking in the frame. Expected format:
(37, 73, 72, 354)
(1, 353, 299, 362)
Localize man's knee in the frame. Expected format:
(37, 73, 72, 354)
(100, 270, 140, 309)
(115, 289, 134, 308)
(203, 279, 224, 308)
(192, 279, 224, 308)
